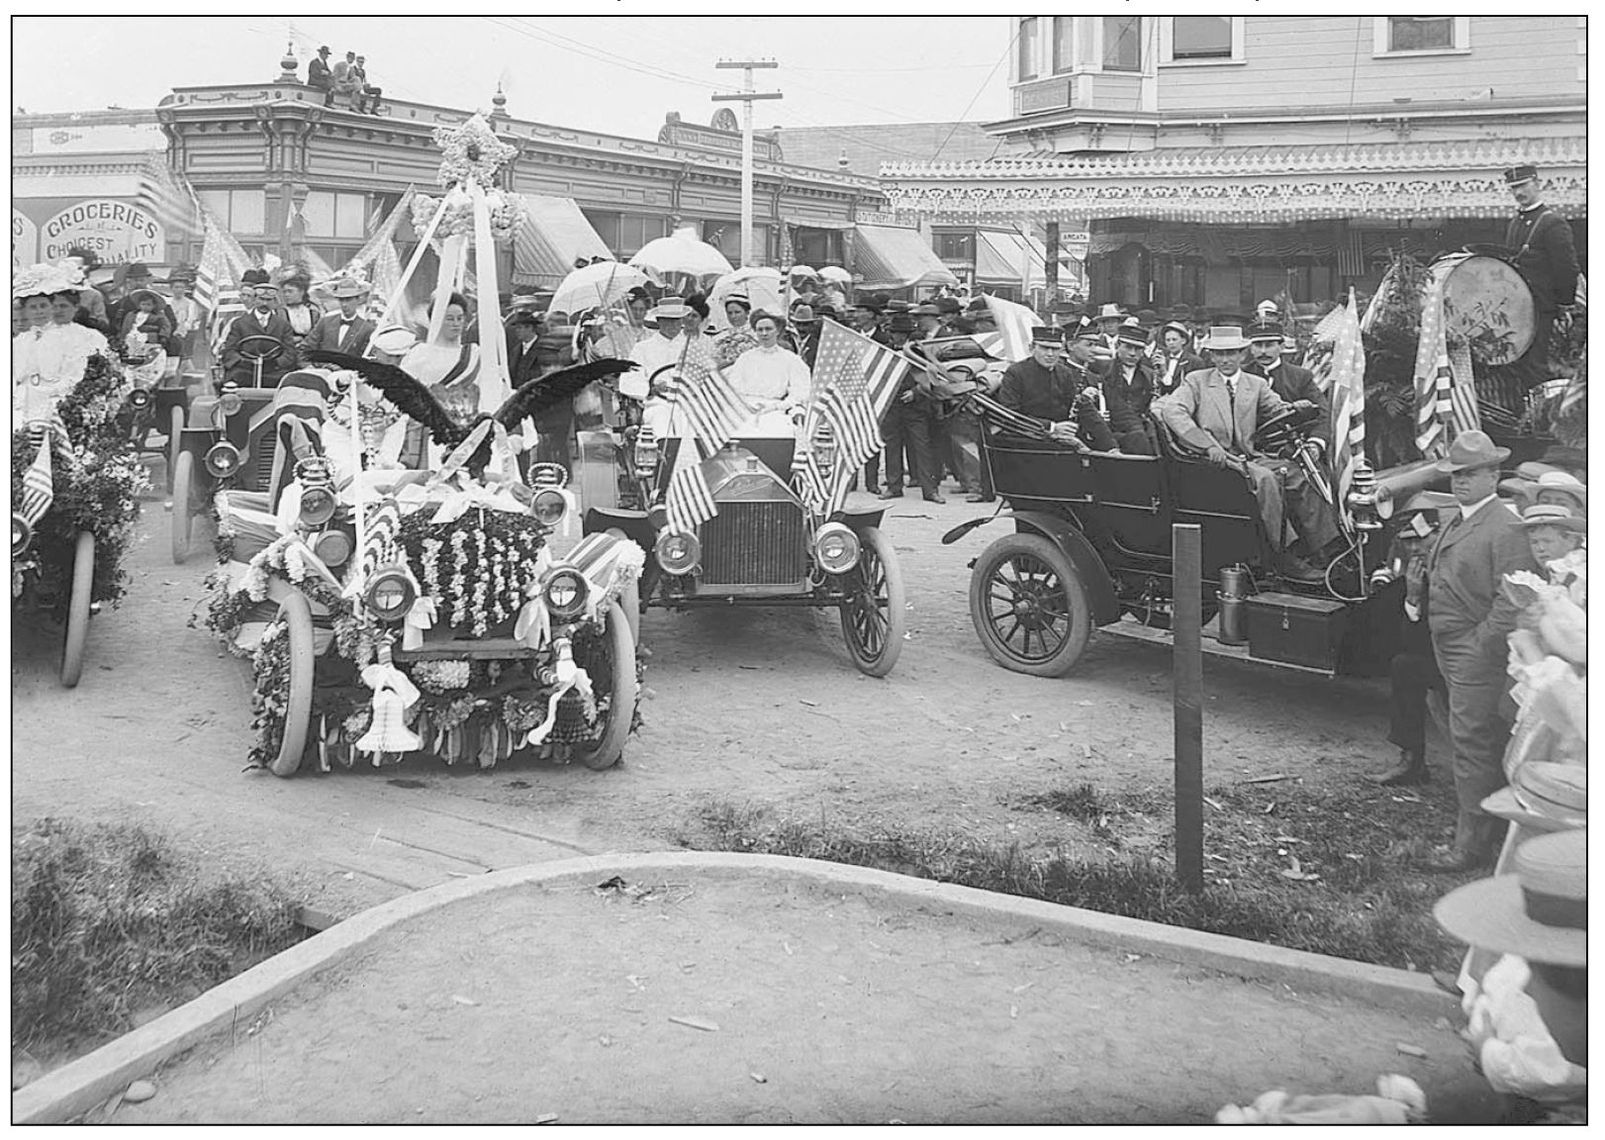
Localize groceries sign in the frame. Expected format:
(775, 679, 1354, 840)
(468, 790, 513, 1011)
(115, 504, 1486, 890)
(39, 199, 164, 264)
(13, 209, 38, 268)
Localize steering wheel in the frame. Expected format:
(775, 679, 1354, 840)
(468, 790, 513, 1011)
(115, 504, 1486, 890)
(1253, 404, 1320, 459)
(237, 334, 284, 364)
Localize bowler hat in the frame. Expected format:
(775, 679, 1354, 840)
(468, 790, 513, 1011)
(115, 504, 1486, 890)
(1113, 317, 1150, 346)
(1135, 308, 1160, 328)
(1434, 429, 1510, 473)
(505, 310, 540, 330)
(1030, 326, 1065, 346)
(1199, 326, 1251, 351)
(241, 268, 270, 286)
(852, 296, 883, 314)
(125, 262, 152, 281)
(1503, 163, 1539, 186)
(1434, 829, 1585, 967)
(886, 311, 918, 333)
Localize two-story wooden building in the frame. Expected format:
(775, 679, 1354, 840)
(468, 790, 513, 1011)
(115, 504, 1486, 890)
(880, 16, 1586, 312)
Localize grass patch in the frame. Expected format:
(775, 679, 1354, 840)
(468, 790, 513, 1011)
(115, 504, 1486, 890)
(12, 818, 304, 1055)
(677, 777, 1471, 974)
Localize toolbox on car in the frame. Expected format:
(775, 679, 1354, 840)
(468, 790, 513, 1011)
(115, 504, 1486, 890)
(1244, 590, 1351, 672)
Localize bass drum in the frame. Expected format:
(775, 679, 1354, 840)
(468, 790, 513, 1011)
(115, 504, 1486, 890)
(1430, 251, 1535, 366)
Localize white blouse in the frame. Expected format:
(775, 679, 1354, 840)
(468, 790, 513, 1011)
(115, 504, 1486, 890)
(724, 344, 811, 437)
(13, 323, 108, 425)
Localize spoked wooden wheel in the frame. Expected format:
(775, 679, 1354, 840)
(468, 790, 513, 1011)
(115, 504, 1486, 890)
(839, 525, 905, 677)
(171, 449, 195, 564)
(59, 531, 95, 688)
(968, 533, 1091, 678)
(266, 579, 315, 777)
(568, 599, 638, 771)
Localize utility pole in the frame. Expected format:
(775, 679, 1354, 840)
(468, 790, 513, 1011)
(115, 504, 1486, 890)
(713, 59, 781, 267)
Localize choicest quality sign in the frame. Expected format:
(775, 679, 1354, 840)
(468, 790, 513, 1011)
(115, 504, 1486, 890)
(12, 209, 39, 268)
(39, 199, 164, 264)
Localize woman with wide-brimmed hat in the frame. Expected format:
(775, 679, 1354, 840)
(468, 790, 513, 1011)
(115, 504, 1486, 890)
(13, 262, 110, 425)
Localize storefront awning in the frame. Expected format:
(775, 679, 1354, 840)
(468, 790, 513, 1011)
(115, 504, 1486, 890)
(852, 224, 959, 291)
(513, 195, 614, 287)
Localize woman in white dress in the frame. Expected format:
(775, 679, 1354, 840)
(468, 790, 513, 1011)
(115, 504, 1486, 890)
(723, 310, 810, 437)
(13, 264, 109, 426)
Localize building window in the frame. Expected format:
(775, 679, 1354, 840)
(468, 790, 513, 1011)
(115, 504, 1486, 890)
(705, 221, 768, 265)
(1160, 16, 1244, 65)
(934, 231, 976, 261)
(1374, 16, 1470, 55)
(197, 188, 265, 236)
(1017, 17, 1039, 81)
(1102, 16, 1141, 72)
(792, 227, 843, 269)
(582, 211, 671, 258)
(302, 191, 369, 240)
(1051, 16, 1075, 74)
(1172, 17, 1231, 59)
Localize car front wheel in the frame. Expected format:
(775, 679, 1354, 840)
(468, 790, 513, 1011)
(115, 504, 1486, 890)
(839, 525, 905, 677)
(969, 532, 1091, 677)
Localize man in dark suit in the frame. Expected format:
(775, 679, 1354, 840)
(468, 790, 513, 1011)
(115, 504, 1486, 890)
(1503, 163, 1579, 381)
(505, 311, 575, 470)
(1090, 317, 1157, 455)
(878, 312, 943, 503)
(1153, 320, 1203, 396)
(300, 278, 374, 362)
(221, 268, 298, 387)
(995, 326, 1116, 453)
(1246, 317, 1331, 450)
(1414, 431, 1540, 872)
(789, 304, 822, 368)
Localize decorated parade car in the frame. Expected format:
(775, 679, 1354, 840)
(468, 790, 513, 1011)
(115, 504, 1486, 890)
(940, 302, 1449, 680)
(575, 320, 914, 678)
(12, 350, 149, 687)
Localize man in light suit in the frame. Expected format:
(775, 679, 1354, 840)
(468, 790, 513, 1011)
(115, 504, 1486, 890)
(1413, 431, 1540, 873)
(1153, 325, 1337, 582)
(299, 278, 374, 363)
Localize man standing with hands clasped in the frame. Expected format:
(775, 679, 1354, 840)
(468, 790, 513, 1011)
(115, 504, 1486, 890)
(1412, 431, 1539, 873)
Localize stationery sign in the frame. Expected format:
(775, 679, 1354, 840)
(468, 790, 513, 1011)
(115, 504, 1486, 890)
(39, 199, 165, 264)
(12, 209, 38, 268)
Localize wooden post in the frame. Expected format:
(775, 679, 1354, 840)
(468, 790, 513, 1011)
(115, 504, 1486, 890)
(1173, 523, 1204, 893)
(1043, 221, 1061, 299)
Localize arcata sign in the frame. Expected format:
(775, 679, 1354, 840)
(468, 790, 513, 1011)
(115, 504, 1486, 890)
(40, 199, 164, 264)
(13, 209, 38, 268)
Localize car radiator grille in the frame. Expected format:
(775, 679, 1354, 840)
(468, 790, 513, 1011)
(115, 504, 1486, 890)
(698, 501, 806, 585)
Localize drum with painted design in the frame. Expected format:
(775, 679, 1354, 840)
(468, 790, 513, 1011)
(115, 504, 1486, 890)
(1429, 252, 1535, 366)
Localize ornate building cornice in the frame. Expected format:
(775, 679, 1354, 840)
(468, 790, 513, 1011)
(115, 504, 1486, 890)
(881, 137, 1586, 223)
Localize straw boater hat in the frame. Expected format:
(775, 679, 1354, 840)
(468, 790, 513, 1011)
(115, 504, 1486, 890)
(1095, 303, 1125, 322)
(1434, 829, 1585, 967)
(647, 299, 690, 322)
(1533, 471, 1587, 514)
(1434, 429, 1509, 473)
(1198, 326, 1252, 352)
(1515, 503, 1587, 534)
(1159, 320, 1192, 340)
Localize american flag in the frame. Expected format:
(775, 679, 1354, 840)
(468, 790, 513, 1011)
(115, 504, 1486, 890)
(1446, 342, 1481, 435)
(1326, 289, 1367, 534)
(1411, 273, 1453, 460)
(810, 320, 910, 472)
(982, 294, 1036, 363)
(673, 338, 751, 451)
(665, 456, 718, 534)
(17, 435, 55, 528)
(790, 426, 851, 519)
(192, 215, 224, 317)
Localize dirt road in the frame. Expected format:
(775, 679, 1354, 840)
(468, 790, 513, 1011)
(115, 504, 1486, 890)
(12, 482, 1408, 918)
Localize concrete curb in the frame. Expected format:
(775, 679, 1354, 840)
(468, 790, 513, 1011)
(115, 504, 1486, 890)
(13, 851, 1456, 1124)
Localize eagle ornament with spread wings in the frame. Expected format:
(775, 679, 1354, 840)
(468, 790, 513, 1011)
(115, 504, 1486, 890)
(307, 351, 636, 478)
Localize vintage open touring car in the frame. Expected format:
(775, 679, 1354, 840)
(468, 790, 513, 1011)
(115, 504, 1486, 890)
(942, 398, 1446, 680)
(578, 419, 906, 678)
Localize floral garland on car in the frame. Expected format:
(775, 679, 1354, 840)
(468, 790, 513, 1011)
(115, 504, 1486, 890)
(409, 113, 526, 240)
(11, 352, 147, 614)
(397, 508, 550, 637)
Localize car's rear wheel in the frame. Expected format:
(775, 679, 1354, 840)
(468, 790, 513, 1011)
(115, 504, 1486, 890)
(569, 599, 638, 770)
(171, 448, 195, 564)
(969, 533, 1091, 677)
(840, 525, 904, 677)
(266, 580, 315, 777)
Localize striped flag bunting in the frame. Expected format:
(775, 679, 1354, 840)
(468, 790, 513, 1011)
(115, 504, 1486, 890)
(789, 426, 849, 519)
(1325, 289, 1367, 535)
(358, 497, 402, 586)
(981, 294, 1036, 363)
(673, 338, 751, 452)
(136, 156, 198, 244)
(810, 320, 910, 473)
(1446, 342, 1481, 435)
(1410, 272, 1453, 460)
(665, 456, 718, 535)
(17, 436, 55, 528)
(265, 371, 331, 508)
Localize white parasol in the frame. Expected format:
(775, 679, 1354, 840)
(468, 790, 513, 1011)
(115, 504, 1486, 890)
(629, 226, 735, 280)
(787, 264, 819, 279)
(709, 266, 783, 331)
(817, 265, 852, 285)
(549, 260, 649, 320)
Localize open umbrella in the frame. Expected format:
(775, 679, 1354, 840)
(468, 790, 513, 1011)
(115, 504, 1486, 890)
(629, 227, 735, 280)
(787, 264, 819, 279)
(549, 260, 649, 320)
(818, 265, 852, 285)
(709, 266, 783, 331)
